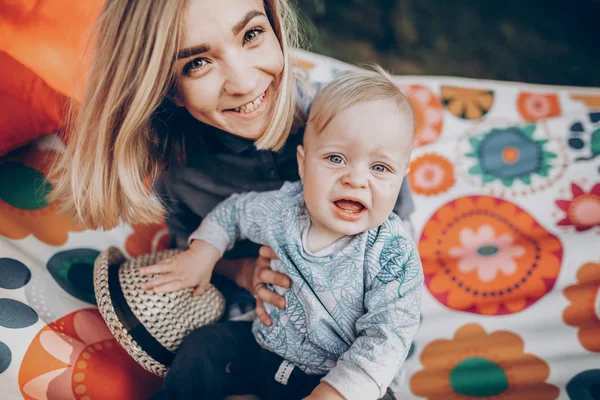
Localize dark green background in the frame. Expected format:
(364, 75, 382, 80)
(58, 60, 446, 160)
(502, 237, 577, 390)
(294, 0, 599, 87)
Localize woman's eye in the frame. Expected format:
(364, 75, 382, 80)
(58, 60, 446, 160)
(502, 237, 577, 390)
(372, 164, 388, 173)
(244, 28, 264, 44)
(328, 155, 344, 164)
(183, 58, 208, 75)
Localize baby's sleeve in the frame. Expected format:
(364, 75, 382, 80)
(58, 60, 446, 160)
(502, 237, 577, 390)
(187, 189, 281, 255)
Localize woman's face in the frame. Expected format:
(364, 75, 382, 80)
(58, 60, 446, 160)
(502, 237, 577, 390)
(174, 0, 284, 140)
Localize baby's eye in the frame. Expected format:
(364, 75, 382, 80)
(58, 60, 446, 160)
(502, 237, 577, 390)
(328, 155, 344, 164)
(372, 164, 388, 173)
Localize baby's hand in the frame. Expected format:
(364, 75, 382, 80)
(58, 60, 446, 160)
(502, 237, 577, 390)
(139, 240, 221, 296)
(303, 382, 345, 400)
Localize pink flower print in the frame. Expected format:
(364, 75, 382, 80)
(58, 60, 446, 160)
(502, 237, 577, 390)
(449, 225, 525, 282)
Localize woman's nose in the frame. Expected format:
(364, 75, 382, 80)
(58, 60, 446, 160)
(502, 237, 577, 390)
(222, 55, 259, 96)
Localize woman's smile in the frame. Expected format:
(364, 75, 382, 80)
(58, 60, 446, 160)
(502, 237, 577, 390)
(223, 85, 271, 120)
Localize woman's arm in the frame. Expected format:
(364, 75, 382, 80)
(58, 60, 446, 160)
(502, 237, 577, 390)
(213, 248, 290, 326)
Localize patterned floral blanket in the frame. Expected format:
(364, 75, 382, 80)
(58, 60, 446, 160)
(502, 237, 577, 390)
(1, 50, 599, 400)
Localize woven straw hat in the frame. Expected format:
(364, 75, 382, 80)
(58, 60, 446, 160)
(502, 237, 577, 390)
(93, 246, 226, 377)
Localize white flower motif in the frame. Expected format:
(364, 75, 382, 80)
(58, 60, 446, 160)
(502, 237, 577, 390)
(524, 94, 551, 119)
(413, 163, 445, 189)
(449, 224, 525, 282)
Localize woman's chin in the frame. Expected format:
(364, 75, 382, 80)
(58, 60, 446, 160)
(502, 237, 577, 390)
(225, 117, 270, 141)
(229, 125, 264, 141)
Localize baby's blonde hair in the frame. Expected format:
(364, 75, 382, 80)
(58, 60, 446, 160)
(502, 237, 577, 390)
(307, 65, 414, 137)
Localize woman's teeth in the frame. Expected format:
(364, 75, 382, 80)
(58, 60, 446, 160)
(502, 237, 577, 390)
(234, 92, 265, 113)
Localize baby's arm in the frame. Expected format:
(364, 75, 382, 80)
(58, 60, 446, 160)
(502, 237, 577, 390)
(321, 233, 424, 400)
(141, 189, 279, 295)
(188, 189, 279, 254)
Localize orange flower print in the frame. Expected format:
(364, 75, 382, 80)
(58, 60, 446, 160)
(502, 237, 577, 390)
(419, 196, 563, 315)
(409, 153, 455, 196)
(563, 262, 600, 352)
(0, 146, 83, 245)
(555, 183, 600, 233)
(19, 309, 162, 400)
(125, 221, 171, 257)
(399, 85, 444, 147)
(291, 56, 315, 71)
(517, 92, 561, 122)
(410, 323, 559, 399)
(441, 86, 495, 120)
(571, 94, 600, 108)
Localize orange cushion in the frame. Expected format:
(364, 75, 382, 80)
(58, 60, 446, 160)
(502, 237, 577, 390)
(0, 0, 104, 155)
(0, 0, 104, 98)
(0, 52, 68, 156)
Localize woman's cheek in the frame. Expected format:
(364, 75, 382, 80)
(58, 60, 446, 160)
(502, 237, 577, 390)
(179, 79, 218, 114)
(260, 34, 284, 76)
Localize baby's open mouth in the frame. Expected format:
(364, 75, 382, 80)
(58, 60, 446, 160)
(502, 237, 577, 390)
(333, 199, 366, 213)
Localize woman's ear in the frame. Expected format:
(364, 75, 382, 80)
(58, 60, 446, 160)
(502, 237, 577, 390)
(297, 145, 305, 182)
(170, 95, 184, 107)
(167, 84, 184, 107)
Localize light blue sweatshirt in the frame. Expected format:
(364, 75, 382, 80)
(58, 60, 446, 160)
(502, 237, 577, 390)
(189, 181, 423, 400)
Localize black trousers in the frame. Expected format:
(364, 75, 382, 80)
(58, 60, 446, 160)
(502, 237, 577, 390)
(152, 321, 396, 400)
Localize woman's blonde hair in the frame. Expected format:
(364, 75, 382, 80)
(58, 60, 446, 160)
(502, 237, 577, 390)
(49, 0, 301, 230)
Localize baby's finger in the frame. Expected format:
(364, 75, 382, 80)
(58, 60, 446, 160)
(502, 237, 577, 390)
(259, 246, 279, 260)
(255, 299, 272, 327)
(140, 274, 178, 290)
(192, 284, 208, 297)
(255, 284, 286, 310)
(139, 262, 174, 276)
(153, 279, 185, 294)
(259, 268, 291, 289)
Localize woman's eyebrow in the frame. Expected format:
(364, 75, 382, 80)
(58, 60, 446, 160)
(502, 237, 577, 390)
(232, 10, 266, 35)
(177, 44, 210, 60)
(176, 10, 266, 60)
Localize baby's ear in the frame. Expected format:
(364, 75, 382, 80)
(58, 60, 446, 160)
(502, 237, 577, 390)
(297, 145, 306, 182)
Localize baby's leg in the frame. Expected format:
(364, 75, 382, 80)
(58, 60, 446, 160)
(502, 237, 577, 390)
(153, 321, 260, 400)
(258, 355, 399, 400)
(257, 349, 323, 400)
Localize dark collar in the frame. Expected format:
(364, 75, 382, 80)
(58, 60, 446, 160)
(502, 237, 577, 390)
(211, 127, 255, 154)
(177, 108, 255, 155)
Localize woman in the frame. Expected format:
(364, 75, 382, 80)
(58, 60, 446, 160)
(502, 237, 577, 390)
(50, 0, 414, 397)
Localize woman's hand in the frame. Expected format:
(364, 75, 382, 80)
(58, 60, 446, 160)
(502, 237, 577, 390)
(140, 240, 221, 296)
(236, 246, 291, 327)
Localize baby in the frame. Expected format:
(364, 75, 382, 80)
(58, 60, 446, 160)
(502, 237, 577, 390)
(144, 66, 423, 400)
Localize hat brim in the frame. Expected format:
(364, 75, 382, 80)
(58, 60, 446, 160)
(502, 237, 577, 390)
(94, 246, 225, 377)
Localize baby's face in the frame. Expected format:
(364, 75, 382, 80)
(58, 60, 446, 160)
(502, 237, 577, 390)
(298, 98, 414, 238)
